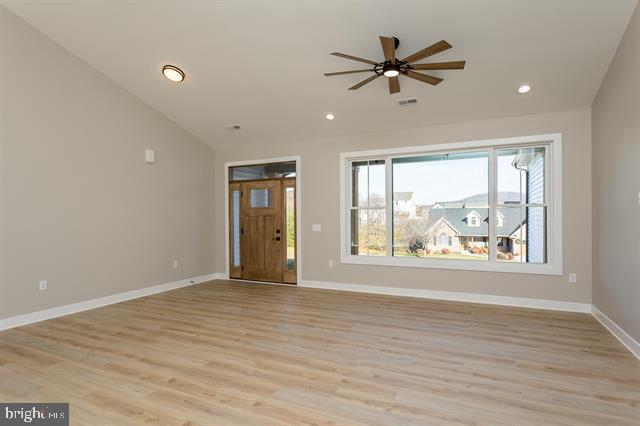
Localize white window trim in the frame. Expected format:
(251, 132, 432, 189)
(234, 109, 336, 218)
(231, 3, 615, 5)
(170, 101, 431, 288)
(339, 133, 563, 276)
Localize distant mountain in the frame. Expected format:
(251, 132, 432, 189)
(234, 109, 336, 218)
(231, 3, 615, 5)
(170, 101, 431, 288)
(459, 192, 522, 203)
(429, 192, 523, 206)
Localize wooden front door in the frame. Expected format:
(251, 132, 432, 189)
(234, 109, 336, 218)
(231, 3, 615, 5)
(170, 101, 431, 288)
(241, 180, 283, 282)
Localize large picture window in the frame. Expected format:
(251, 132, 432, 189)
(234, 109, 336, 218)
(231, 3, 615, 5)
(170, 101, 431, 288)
(340, 134, 562, 275)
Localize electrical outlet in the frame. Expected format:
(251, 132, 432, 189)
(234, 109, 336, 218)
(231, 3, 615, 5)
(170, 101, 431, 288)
(38, 280, 48, 291)
(173, 260, 179, 268)
(568, 273, 577, 284)
(328, 260, 334, 268)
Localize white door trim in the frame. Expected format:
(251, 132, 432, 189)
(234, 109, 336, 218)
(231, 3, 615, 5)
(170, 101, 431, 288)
(224, 156, 302, 284)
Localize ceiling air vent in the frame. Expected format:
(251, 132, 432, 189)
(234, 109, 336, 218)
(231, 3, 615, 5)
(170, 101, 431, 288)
(398, 98, 418, 106)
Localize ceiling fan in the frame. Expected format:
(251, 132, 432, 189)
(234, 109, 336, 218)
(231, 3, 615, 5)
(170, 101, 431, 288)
(324, 36, 466, 94)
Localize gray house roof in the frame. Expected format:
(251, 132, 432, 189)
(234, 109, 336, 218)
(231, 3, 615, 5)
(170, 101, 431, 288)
(425, 208, 525, 237)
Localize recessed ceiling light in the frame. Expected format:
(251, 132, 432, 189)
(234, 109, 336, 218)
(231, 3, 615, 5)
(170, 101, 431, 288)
(325, 113, 335, 120)
(162, 65, 185, 82)
(518, 84, 531, 94)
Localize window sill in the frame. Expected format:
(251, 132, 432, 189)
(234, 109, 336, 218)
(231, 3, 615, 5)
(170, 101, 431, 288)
(341, 255, 562, 276)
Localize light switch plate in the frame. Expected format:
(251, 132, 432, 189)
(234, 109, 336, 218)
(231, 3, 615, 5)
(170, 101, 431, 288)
(312, 224, 322, 232)
(145, 149, 155, 163)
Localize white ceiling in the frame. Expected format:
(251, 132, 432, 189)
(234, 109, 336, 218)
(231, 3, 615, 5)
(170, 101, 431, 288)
(3, 0, 637, 149)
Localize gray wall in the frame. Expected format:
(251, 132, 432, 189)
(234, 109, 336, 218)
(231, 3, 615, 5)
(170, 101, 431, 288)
(215, 109, 593, 303)
(592, 4, 640, 341)
(0, 7, 216, 319)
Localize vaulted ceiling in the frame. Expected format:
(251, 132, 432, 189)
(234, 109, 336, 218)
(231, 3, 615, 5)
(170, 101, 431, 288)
(4, 1, 637, 149)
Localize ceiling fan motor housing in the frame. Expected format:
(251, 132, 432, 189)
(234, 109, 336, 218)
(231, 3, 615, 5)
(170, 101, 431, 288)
(377, 60, 406, 76)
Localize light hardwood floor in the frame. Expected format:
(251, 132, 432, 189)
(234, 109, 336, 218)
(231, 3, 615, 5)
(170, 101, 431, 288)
(1, 280, 639, 425)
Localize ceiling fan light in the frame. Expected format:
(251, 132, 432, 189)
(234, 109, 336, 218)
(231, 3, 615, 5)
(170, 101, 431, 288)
(162, 65, 185, 82)
(383, 69, 400, 78)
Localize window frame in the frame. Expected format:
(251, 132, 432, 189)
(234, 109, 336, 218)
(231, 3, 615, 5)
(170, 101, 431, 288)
(339, 133, 562, 275)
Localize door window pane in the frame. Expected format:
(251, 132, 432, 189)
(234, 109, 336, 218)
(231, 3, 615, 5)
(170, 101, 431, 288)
(230, 162, 296, 181)
(285, 187, 296, 271)
(392, 151, 489, 260)
(232, 190, 241, 267)
(250, 188, 271, 208)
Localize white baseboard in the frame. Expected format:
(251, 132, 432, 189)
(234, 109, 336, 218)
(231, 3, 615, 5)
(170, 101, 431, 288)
(300, 280, 592, 313)
(0, 273, 217, 331)
(591, 306, 640, 360)
(222, 278, 638, 360)
(5, 274, 638, 361)
(213, 272, 229, 280)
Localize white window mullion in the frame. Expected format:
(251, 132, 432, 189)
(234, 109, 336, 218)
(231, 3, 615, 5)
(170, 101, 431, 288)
(488, 148, 497, 262)
(385, 158, 393, 257)
(366, 161, 371, 256)
(346, 161, 352, 257)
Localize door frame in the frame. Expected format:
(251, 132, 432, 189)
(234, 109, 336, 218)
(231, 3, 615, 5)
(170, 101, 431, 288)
(224, 156, 302, 284)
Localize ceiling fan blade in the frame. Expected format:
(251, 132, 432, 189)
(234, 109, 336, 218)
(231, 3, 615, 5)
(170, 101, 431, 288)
(388, 76, 400, 94)
(411, 61, 466, 70)
(348, 74, 381, 90)
(405, 71, 443, 86)
(330, 52, 378, 66)
(379, 36, 396, 64)
(324, 69, 373, 76)
(401, 40, 452, 64)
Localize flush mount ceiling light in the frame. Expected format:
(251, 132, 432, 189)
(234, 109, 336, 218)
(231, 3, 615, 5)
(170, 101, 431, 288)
(518, 84, 531, 94)
(162, 65, 185, 82)
(325, 113, 335, 120)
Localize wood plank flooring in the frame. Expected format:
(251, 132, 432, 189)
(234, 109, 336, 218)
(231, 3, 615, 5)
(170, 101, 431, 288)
(1, 280, 639, 425)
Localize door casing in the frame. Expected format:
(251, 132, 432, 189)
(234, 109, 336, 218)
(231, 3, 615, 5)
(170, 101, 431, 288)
(225, 156, 301, 284)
